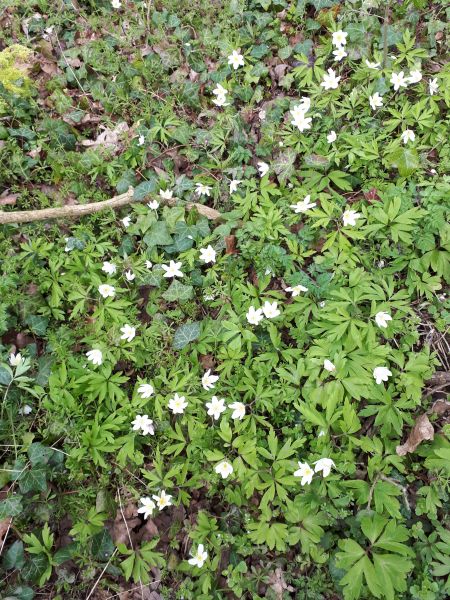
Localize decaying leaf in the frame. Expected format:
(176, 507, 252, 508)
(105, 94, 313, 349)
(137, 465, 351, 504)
(431, 400, 450, 416)
(81, 122, 129, 150)
(267, 567, 294, 600)
(396, 414, 434, 456)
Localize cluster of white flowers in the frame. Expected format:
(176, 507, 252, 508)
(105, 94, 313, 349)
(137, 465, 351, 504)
(290, 97, 312, 132)
(246, 301, 280, 325)
(138, 490, 172, 519)
(212, 83, 230, 107)
(294, 458, 335, 485)
(205, 396, 246, 421)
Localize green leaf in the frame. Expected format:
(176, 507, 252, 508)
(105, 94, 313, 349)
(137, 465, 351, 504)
(133, 179, 158, 200)
(272, 149, 297, 184)
(173, 321, 201, 350)
(387, 147, 419, 177)
(3, 540, 25, 570)
(28, 443, 54, 466)
(162, 280, 194, 303)
(6, 586, 35, 600)
(91, 528, 115, 561)
(19, 468, 47, 494)
(0, 364, 13, 385)
(143, 221, 173, 247)
(0, 495, 23, 519)
(21, 553, 50, 584)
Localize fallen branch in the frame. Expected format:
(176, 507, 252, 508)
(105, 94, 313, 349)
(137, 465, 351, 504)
(0, 188, 222, 224)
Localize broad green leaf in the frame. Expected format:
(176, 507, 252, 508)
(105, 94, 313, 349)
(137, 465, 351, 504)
(173, 321, 201, 350)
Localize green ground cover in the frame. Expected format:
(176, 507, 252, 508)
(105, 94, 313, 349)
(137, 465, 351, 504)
(0, 0, 449, 598)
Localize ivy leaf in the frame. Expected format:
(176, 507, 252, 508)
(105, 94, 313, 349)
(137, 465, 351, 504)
(21, 553, 49, 584)
(163, 281, 194, 303)
(0, 495, 23, 519)
(6, 586, 35, 600)
(143, 222, 173, 247)
(133, 179, 158, 201)
(0, 364, 13, 385)
(173, 321, 201, 350)
(28, 443, 54, 467)
(272, 149, 297, 184)
(92, 529, 115, 561)
(3, 540, 25, 570)
(18, 469, 47, 494)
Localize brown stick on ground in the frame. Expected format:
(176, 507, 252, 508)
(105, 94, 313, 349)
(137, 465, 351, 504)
(0, 188, 222, 224)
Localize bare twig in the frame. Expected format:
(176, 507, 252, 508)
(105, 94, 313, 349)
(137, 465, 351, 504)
(85, 548, 118, 600)
(0, 188, 222, 225)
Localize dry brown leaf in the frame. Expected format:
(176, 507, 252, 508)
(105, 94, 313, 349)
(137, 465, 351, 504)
(0, 193, 18, 206)
(267, 567, 294, 600)
(225, 234, 237, 254)
(396, 414, 434, 456)
(81, 122, 129, 150)
(0, 517, 12, 545)
(112, 501, 140, 546)
(431, 400, 450, 415)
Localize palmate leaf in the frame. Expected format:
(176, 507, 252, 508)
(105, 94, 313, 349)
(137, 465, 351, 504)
(336, 515, 414, 600)
(247, 521, 289, 551)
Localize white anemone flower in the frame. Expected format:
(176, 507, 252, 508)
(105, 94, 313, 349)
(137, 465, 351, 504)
(294, 461, 314, 485)
(199, 245, 216, 264)
(229, 401, 246, 420)
(369, 92, 383, 110)
(137, 497, 155, 519)
(401, 129, 415, 144)
(257, 161, 269, 177)
(98, 284, 115, 298)
(86, 349, 103, 366)
(153, 490, 172, 510)
(291, 112, 312, 132)
(131, 414, 154, 436)
(159, 189, 173, 200)
(327, 130, 337, 143)
(429, 78, 439, 95)
(162, 260, 183, 278)
(390, 71, 408, 91)
(285, 284, 308, 296)
(290, 195, 316, 213)
(373, 366, 392, 385)
(314, 458, 335, 477)
(215, 461, 234, 479)
(342, 209, 361, 227)
(202, 369, 219, 391)
(229, 179, 241, 194)
(407, 69, 422, 84)
(120, 324, 136, 342)
(365, 59, 380, 69)
(262, 301, 280, 319)
(375, 312, 392, 328)
(333, 46, 347, 62)
(195, 183, 212, 197)
(321, 68, 341, 90)
(9, 352, 23, 366)
(168, 393, 188, 414)
(246, 306, 264, 325)
(205, 396, 226, 420)
(323, 359, 336, 372)
(227, 50, 244, 70)
(138, 383, 154, 398)
(332, 30, 348, 47)
(188, 544, 208, 568)
(102, 261, 117, 275)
